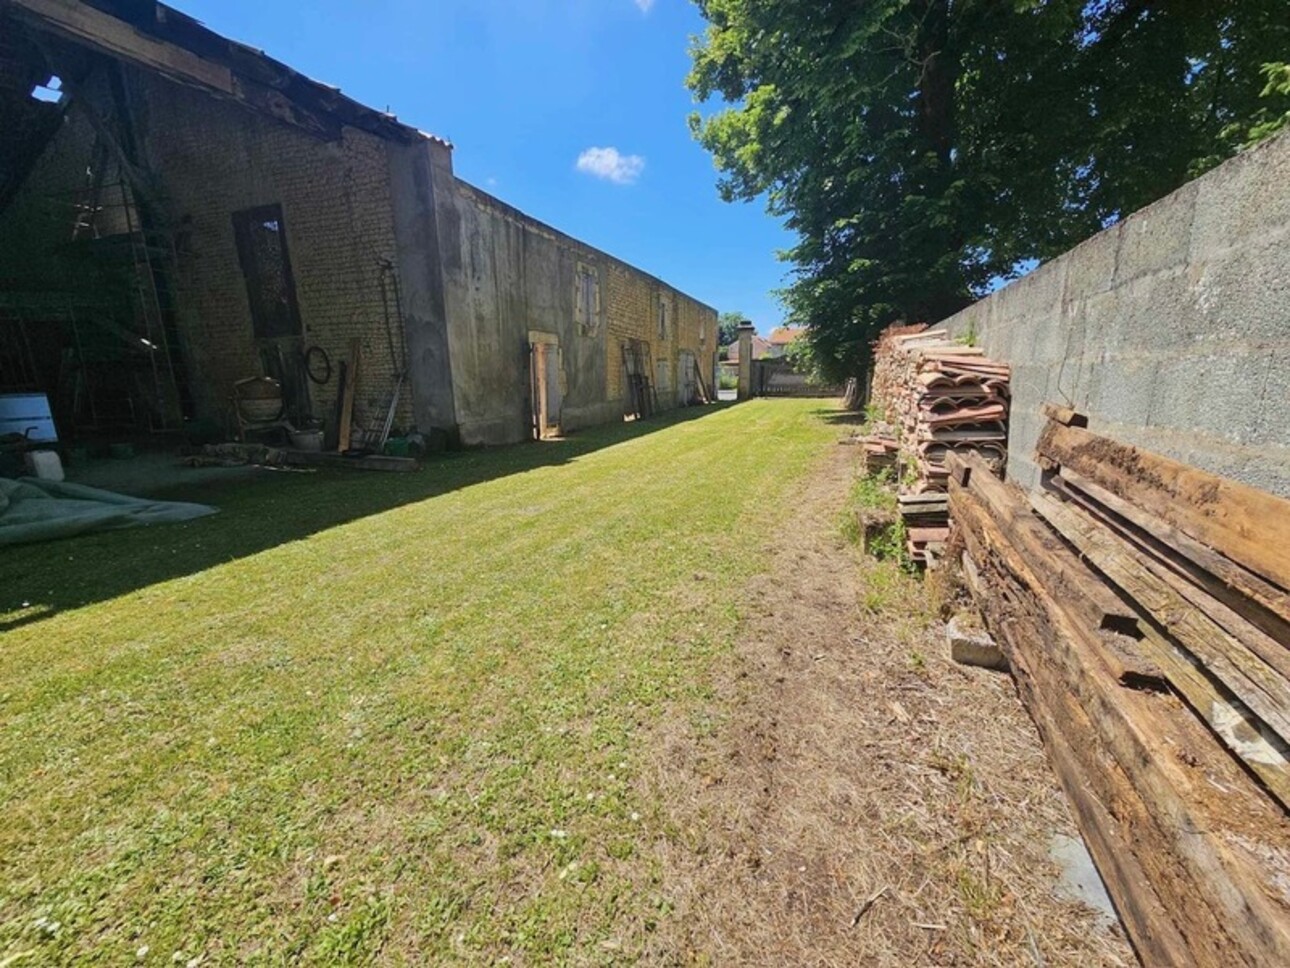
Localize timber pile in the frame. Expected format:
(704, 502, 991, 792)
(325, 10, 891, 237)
(867, 323, 1011, 564)
(948, 406, 1290, 965)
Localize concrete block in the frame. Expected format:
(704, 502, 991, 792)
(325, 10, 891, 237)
(946, 614, 1008, 671)
(1092, 269, 1206, 356)
(1144, 350, 1269, 444)
(1082, 356, 1158, 430)
(1190, 129, 1290, 260)
(1253, 346, 1290, 449)
(1061, 223, 1120, 300)
(1183, 236, 1290, 345)
(1113, 181, 1197, 284)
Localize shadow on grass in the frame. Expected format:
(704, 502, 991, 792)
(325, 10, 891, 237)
(2, 404, 735, 632)
(808, 407, 866, 427)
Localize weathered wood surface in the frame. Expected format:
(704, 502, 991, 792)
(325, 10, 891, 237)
(1051, 469, 1290, 645)
(946, 454, 1161, 688)
(337, 338, 361, 453)
(11, 0, 236, 93)
(949, 458, 1290, 965)
(1032, 490, 1290, 810)
(1035, 492, 1290, 745)
(1036, 420, 1290, 593)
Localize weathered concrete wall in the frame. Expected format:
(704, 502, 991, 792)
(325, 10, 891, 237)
(2, 63, 717, 447)
(438, 179, 718, 445)
(939, 130, 1290, 497)
(387, 138, 458, 436)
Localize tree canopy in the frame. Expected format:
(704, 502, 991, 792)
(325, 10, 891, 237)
(688, 0, 1290, 381)
(717, 310, 744, 346)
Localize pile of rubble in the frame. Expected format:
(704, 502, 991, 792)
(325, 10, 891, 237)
(859, 324, 1011, 564)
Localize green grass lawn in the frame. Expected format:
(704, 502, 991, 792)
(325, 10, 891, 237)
(1, 399, 839, 965)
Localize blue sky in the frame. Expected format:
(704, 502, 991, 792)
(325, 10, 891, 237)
(177, 0, 794, 332)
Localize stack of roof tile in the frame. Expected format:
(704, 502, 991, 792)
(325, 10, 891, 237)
(868, 324, 1011, 564)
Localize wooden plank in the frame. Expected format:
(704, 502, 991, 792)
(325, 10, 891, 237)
(1033, 492, 1290, 743)
(11, 0, 344, 142)
(1041, 402, 1089, 428)
(1052, 470, 1290, 644)
(949, 455, 1155, 673)
(991, 612, 1192, 965)
(952, 487, 1290, 965)
(337, 338, 360, 452)
(1051, 474, 1290, 666)
(1036, 419, 1290, 592)
(1032, 491, 1290, 808)
(952, 482, 1290, 964)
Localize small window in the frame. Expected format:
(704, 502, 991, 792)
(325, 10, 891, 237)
(574, 262, 601, 335)
(232, 204, 302, 339)
(657, 292, 670, 340)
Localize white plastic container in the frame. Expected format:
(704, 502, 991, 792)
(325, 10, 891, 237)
(24, 449, 65, 482)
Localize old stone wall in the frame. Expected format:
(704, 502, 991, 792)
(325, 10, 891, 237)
(439, 179, 718, 445)
(129, 69, 409, 433)
(938, 130, 1290, 497)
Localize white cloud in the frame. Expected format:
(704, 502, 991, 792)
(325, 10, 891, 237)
(634, 0, 655, 11)
(575, 146, 646, 185)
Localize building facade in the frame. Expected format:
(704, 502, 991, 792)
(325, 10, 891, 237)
(0, 0, 718, 448)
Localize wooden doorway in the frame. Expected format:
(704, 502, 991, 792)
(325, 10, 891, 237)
(528, 331, 562, 438)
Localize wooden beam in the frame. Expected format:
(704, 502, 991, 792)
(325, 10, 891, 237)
(947, 454, 1160, 689)
(951, 479, 1290, 964)
(1036, 419, 1290, 592)
(10, 0, 343, 141)
(1041, 402, 1089, 428)
(1052, 469, 1290, 643)
(337, 338, 360, 453)
(8, 0, 234, 93)
(1032, 490, 1290, 809)
(1034, 492, 1290, 743)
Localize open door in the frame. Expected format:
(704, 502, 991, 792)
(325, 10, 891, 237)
(528, 332, 562, 438)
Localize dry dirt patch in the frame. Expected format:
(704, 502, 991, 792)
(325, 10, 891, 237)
(642, 442, 1135, 966)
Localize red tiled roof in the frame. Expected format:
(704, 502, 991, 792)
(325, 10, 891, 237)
(766, 326, 806, 345)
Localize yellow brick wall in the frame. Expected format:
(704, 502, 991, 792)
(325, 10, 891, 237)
(133, 69, 410, 433)
(604, 263, 717, 406)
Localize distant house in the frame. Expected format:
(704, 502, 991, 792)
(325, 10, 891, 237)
(765, 326, 806, 358)
(724, 335, 774, 364)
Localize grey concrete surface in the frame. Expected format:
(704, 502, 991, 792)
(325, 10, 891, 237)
(388, 139, 459, 437)
(938, 131, 1290, 497)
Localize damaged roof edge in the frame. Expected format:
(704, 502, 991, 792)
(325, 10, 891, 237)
(456, 178, 720, 317)
(6, 0, 452, 148)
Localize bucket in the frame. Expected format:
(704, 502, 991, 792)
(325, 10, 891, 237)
(24, 449, 65, 482)
(289, 429, 324, 452)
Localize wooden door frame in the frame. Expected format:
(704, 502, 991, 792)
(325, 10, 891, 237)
(528, 330, 560, 439)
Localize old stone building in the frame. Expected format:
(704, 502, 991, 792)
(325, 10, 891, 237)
(0, 0, 717, 449)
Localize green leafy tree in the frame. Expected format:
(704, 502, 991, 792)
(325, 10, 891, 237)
(1236, 63, 1290, 148)
(688, 1, 1290, 382)
(717, 310, 744, 347)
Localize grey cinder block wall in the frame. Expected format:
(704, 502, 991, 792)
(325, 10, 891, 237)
(937, 130, 1290, 498)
